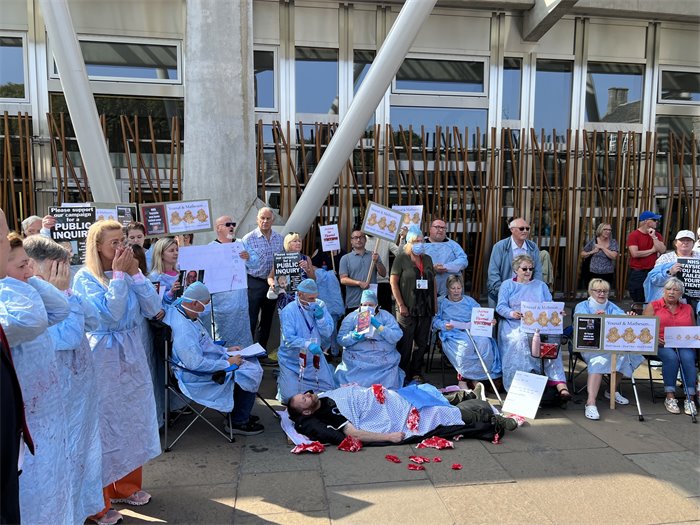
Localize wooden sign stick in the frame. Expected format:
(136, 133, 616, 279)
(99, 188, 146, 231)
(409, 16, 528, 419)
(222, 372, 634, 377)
(331, 251, 336, 274)
(365, 238, 380, 282)
(609, 353, 617, 410)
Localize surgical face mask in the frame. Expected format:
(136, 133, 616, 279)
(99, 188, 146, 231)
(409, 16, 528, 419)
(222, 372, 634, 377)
(411, 243, 425, 256)
(298, 297, 316, 310)
(199, 302, 212, 315)
(360, 305, 377, 314)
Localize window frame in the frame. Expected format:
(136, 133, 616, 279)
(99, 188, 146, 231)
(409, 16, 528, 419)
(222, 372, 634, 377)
(0, 31, 29, 103)
(254, 45, 278, 113)
(657, 65, 700, 106)
(583, 59, 646, 126)
(392, 53, 489, 98)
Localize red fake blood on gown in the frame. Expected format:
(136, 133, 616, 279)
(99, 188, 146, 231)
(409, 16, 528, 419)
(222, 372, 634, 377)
(406, 407, 420, 431)
(372, 384, 386, 404)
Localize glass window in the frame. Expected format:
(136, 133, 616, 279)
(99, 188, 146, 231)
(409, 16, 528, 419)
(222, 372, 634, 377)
(354, 50, 374, 94)
(655, 115, 700, 152)
(534, 60, 573, 132)
(395, 58, 484, 94)
(0, 36, 25, 99)
(502, 57, 521, 120)
(254, 50, 275, 109)
(55, 40, 179, 82)
(660, 70, 700, 103)
(585, 62, 644, 123)
(295, 47, 338, 114)
(390, 106, 487, 134)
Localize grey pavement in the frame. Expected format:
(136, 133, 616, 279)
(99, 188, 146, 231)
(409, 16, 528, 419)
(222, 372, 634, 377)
(117, 354, 700, 525)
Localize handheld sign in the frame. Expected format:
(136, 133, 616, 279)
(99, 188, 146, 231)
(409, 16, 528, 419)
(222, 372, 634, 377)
(356, 310, 371, 334)
(139, 199, 213, 237)
(177, 243, 248, 294)
(319, 224, 340, 252)
(502, 371, 548, 420)
(664, 326, 700, 349)
(116, 204, 137, 226)
(361, 201, 404, 244)
(48, 206, 95, 265)
(470, 307, 495, 338)
(678, 258, 700, 299)
(392, 205, 423, 228)
(274, 253, 302, 293)
(520, 301, 565, 335)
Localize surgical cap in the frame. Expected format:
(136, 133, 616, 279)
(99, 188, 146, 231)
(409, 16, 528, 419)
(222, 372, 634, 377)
(405, 225, 423, 244)
(296, 278, 318, 294)
(181, 281, 211, 303)
(360, 289, 378, 305)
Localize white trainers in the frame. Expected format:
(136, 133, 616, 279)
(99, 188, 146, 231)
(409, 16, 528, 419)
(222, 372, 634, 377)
(585, 404, 600, 420)
(664, 398, 680, 414)
(604, 390, 630, 405)
(91, 509, 123, 525)
(471, 382, 487, 401)
(684, 399, 697, 416)
(111, 490, 151, 506)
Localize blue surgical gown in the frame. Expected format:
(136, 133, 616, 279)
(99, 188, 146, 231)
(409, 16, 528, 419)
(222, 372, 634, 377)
(424, 239, 468, 296)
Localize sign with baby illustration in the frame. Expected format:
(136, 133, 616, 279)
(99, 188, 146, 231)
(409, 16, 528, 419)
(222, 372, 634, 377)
(361, 201, 405, 244)
(519, 301, 565, 335)
(391, 205, 423, 229)
(573, 314, 659, 355)
(139, 199, 213, 237)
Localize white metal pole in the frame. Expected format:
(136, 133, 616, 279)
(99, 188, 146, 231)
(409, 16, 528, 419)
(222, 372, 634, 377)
(283, 0, 437, 236)
(39, 0, 120, 203)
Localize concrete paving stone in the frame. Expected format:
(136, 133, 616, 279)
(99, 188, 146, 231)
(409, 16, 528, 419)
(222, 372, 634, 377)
(327, 480, 453, 524)
(626, 451, 700, 498)
(236, 471, 327, 516)
(563, 406, 687, 454)
(493, 448, 700, 524)
(413, 439, 514, 487)
(438, 483, 554, 525)
(232, 510, 330, 524)
(240, 431, 321, 473)
(119, 483, 235, 524)
(642, 416, 700, 453)
(320, 444, 427, 486)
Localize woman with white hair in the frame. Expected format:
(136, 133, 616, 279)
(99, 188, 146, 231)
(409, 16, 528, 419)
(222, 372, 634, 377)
(644, 229, 699, 303)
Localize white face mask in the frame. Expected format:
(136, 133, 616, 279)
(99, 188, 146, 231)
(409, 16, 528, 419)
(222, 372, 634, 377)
(182, 301, 210, 315)
(298, 297, 316, 310)
(360, 305, 377, 314)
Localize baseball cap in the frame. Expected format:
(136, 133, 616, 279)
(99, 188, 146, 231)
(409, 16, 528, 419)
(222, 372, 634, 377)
(674, 230, 696, 241)
(639, 211, 661, 221)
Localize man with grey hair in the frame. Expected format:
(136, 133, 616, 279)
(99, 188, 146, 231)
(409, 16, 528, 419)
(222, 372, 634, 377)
(487, 217, 542, 308)
(242, 207, 284, 362)
(21, 215, 42, 237)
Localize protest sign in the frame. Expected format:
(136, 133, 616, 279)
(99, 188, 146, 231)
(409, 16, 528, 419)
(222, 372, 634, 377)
(502, 371, 548, 419)
(662, 326, 700, 349)
(470, 307, 494, 338)
(48, 206, 95, 264)
(140, 203, 167, 236)
(602, 315, 658, 355)
(91, 203, 118, 222)
(391, 205, 423, 228)
(678, 258, 700, 299)
(177, 242, 248, 294)
(361, 201, 405, 244)
(520, 301, 565, 335)
(274, 253, 302, 293)
(319, 224, 341, 252)
(573, 314, 603, 352)
(116, 204, 137, 226)
(139, 199, 213, 237)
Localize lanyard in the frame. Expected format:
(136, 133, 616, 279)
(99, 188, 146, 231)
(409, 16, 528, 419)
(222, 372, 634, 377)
(297, 304, 315, 336)
(416, 255, 424, 279)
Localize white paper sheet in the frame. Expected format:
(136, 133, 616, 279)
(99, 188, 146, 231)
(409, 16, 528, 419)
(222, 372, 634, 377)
(501, 371, 548, 419)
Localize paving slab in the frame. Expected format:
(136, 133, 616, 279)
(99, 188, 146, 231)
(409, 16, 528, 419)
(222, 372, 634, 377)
(240, 431, 321, 473)
(642, 416, 700, 453)
(626, 451, 700, 498)
(493, 448, 700, 524)
(233, 510, 330, 524)
(236, 471, 327, 516)
(119, 483, 235, 524)
(327, 480, 453, 524)
(320, 444, 426, 486)
(438, 483, 554, 525)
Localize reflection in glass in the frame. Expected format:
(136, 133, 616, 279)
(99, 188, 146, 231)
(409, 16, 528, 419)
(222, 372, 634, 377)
(72, 41, 178, 81)
(661, 70, 700, 102)
(585, 62, 643, 123)
(254, 50, 275, 109)
(0, 37, 25, 99)
(390, 106, 487, 148)
(502, 57, 521, 120)
(655, 115, 700, 152)
(354, 50, 374, 94)
(295, 47, 338, 114)
(396, 58, 484, 93)
(534, 60, 573, 133)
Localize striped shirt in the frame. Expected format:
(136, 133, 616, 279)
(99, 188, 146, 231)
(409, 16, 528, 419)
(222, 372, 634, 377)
(242, 228, 284, 278)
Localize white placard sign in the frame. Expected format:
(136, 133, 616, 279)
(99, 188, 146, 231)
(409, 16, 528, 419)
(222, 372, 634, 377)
(470, 307, 494, 338)
(449, 320, 471, 331)
(659, 326, 700, 349)
(361, 201, 405, 243)
(165, 199, 212, 233)
(501, 371, 548, 419)
(391, 205, 423, 228)
(177, 242, 247, 294)
(602, 316, 658, 354)
(319, 224, 341, 252)
(520, 301, 565, 335)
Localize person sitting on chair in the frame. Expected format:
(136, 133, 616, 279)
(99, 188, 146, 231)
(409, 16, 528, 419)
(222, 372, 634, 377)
(165, 282, 264, 435)
(335, 289, 405, 389)
(287, 383, 517, 445)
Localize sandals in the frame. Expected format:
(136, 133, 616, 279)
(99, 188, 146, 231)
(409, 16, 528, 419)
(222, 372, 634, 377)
(558, 388, 572, 402)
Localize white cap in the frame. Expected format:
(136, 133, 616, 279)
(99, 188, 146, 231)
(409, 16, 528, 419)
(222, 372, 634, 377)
(675, 230, 696, 241)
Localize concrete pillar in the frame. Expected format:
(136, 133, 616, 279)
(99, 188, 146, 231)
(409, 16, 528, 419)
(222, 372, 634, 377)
(183, 0, 257, 242)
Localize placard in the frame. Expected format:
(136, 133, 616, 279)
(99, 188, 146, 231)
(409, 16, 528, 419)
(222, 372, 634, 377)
(603, 315, 658, 355)
(449, 320, 470, 331)
(319, 224, 341, 252)
(274, 253, 302, 293)
(520, 301, 565, 335)
(356, 310, 371, 334)
(391, 205, 423, 228)
(90, 202, 118, 222)
(138, 199, 213, 237)
(360, 201, 405, 244)
(470, 307, 494, 338)
(678, 258, 700, 299)
(662, 326, 700, 349)
(573, 314, 603, 352)
(116, 204, 137, 226)
(48, 205, 95, 265)
(177, 242, 248, 294)
(501, 371, 548, 419)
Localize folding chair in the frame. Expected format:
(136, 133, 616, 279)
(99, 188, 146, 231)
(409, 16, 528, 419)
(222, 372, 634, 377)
(163, 336, 235, 451)
(425, 328, 449, 387)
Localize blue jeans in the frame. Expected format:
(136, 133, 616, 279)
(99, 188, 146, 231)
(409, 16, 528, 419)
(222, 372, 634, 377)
(656, 346, 697, 395)
(231, 384, 256, 424)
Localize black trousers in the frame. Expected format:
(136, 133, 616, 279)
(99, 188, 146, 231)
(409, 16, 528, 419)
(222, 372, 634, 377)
(247, 275, 277, 350)
(627, 268, 650, 303)
(1, 363, 21, 524)
(397, 313, 432, 378)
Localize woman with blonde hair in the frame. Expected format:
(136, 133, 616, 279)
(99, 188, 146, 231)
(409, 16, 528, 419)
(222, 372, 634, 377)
(73, 220, 162, 525)
(267, 232, 316, 312)
(580, 222, 619, 291)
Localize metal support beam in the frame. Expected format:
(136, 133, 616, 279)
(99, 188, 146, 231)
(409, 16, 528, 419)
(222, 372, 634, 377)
(522, 0, 578, 42)
(283, 0, 437, 236)
(38, 0, 120, 203)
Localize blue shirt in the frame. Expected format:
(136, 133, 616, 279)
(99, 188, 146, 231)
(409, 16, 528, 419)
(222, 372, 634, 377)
(242, 228, 284, 279)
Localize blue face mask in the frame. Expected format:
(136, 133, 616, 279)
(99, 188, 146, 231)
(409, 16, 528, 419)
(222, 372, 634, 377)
(200, 302, 212, 315)
(412, 243, 425, 256)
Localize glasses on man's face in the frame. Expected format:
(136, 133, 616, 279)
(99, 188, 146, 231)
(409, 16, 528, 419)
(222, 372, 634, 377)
(515, 226, 531, 232)
(519, 267, 534, 272)
(602, 228, 612, 231)
(591, 289, 609, 294)
(351, 235, 365, 240)
(224, 222, 236, 228)
(431, 225, 446, 230)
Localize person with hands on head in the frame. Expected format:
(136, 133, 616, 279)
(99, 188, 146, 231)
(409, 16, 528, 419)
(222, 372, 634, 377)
(335, 289, 405, 389)
(73, 220, 162, 525)
(626, 210, 666, 304)
(339, 230, 386, 314)
(165, 281, 264, 435)
(643, 278, 697, 416)
(644, 230, 700, 303)
(277, 278, 337, 403)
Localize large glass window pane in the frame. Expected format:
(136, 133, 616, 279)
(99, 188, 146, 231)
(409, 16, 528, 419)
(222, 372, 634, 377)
(354, 50, 374, 94)
(502, 57, 521, 120)
(534, 60, 573, 132)
(254, 50, 275, 109)
(660, 70, 700, 102)
(390, 106, 487, 132)
(396, 58, 484, 93)
(295, 47, 338, 114)
(60, 41, 179, 81)
(585, 62, 644, 123)
(0, 37, 25, 99)
(655, 115, 700, 151)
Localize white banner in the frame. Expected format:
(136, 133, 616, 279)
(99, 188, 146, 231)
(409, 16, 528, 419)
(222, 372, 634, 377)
(319, 224, 341, 252)
(520, 301, 565, 335)
(177, 242, 248, 294)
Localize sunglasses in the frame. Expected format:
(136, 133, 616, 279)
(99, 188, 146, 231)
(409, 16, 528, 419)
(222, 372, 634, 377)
(519, 267, 534, 271)
(514, 226, 531, 231)
(221, 222, 236, 228)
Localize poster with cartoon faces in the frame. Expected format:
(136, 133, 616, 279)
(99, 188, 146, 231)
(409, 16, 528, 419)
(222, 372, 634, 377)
(391, 205, 423, 229)
(602, 316, 659, 354)
(519, 301, 565, 335)
(361, 201, 405, 243)
(663, 326, 700, 349)
(139, 199, 213, 237)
